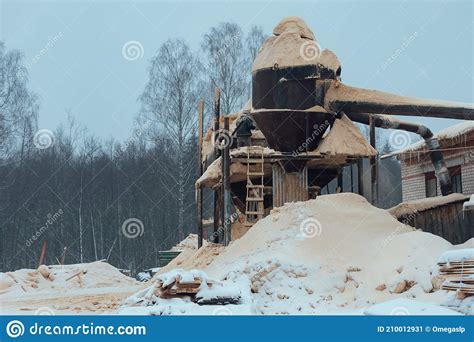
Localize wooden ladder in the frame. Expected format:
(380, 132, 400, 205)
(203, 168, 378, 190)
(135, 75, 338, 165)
(245, 146, 265, 226)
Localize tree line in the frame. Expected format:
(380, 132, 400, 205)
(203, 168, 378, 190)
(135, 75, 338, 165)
(0, 23, 267, 273)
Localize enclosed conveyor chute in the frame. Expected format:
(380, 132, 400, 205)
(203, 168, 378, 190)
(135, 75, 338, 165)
(322, 81, 474, 120)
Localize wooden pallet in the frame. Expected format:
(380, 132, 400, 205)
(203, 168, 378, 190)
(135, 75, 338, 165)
(438, 257, 474, 297)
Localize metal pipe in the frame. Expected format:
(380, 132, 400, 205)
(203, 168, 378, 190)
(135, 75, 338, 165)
(345, 112, 453, 196)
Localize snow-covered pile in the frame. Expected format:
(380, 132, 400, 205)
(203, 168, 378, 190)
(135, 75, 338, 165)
(124, 269, 246, 315)
(438, 249, 474, 264)
(0, 261, 138, 297)
(201, 193, 457, 314)
(170, 234, 198, 252)
(388, 193, 468, 218)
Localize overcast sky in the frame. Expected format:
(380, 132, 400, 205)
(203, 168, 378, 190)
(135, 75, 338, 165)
(1, 0, 473, 142)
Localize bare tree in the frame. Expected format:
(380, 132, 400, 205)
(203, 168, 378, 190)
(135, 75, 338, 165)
(246, 25, 267, 64)
(0, 41, 38, 159)
(140, 39, 200, 240)
(201, 23, 248, 114)
(201, 23, 267, 114)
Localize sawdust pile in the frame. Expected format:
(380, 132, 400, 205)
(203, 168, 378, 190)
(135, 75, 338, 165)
(170, 234, 198, 252)
(0, 261, 138, 297)
(196, 193, 460, 314)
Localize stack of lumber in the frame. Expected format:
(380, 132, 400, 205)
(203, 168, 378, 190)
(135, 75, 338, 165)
(127, 269, 241, 306)
(438, 249, 474, 298)
(155, 273, 214, 298)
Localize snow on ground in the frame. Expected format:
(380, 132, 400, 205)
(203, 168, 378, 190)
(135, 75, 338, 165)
(200, 193, 456, 314)
(0, 261, 142, 315)
(438, 249, 474, 263)
(1, 194, 472, 315)
(118, 194, 471, 315)
(364, 298, 461, 315)
(170, 234, 198, 252)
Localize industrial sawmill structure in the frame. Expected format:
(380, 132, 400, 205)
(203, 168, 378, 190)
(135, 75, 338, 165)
(194, 17, 474, 247)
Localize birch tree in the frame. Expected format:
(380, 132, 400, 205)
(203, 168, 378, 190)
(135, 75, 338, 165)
(201, 23, 267, 114)
(139, 39, 200, 240)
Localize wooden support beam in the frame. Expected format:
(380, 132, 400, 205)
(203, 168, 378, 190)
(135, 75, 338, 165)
(350, 164, 354, 193)
(38, 240, 47, 266)
(369, 116, 377, 206)
(337, 170, 343, 192)
(220, 133, 225, 243)
(197, 100, 204, 248)
(357, 159, 364, 196)
(213, 88, 221, 159)
(223, 117, 231, 246)
(213, 88, 221, 238)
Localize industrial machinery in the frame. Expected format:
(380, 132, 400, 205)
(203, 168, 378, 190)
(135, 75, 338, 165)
(250, 17, 474, 195)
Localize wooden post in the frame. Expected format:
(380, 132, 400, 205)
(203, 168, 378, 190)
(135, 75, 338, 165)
(213, 88, 221, 240)
(223, 117, 231, 246)
(357, 159, 364, 196)
(369, 116, 377, 206)
(60, 246, 68, 265)
(219, 140, 226, 245)
(197, 100, 204, 248)
(38, 240, 47, 266)
(350, 164, 354, 193)
(337, 170, 343, 193)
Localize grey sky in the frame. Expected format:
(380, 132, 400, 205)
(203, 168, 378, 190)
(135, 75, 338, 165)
(1, 0, 473, 142)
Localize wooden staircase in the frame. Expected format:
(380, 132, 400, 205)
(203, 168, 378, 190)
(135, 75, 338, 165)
(245, 146, 265, 226)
